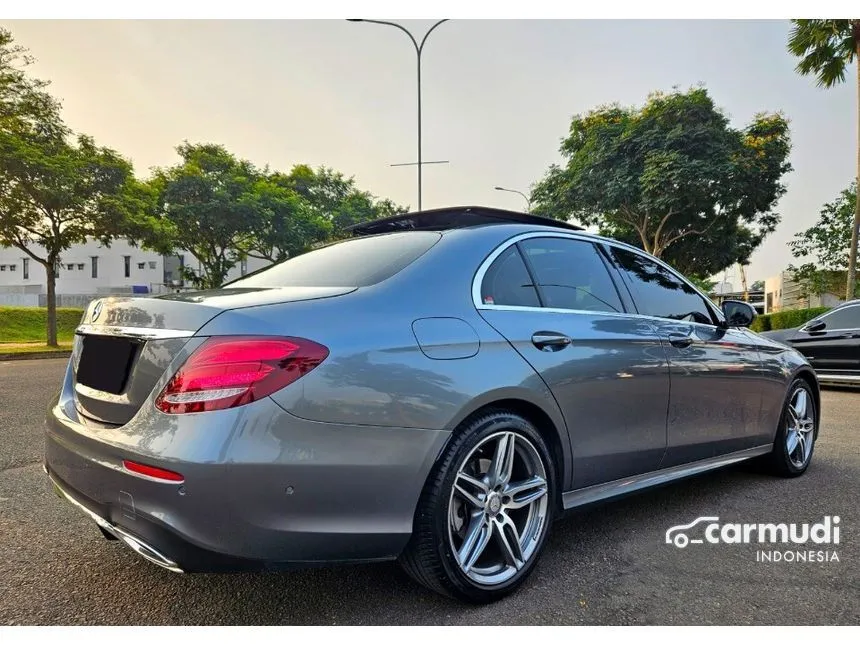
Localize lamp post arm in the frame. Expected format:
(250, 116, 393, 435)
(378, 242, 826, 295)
(419, 19, 449, 55)
(356, 19, 419, 53)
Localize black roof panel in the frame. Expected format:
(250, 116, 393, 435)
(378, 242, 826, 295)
(346, 205, 583, 236)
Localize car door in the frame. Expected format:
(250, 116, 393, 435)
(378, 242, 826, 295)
(475, 234, 670, 489)
(604, 246, 767, 466)
(787, 304, 860, 376)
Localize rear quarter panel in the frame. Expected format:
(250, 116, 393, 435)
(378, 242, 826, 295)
(194, 226, 573, 484)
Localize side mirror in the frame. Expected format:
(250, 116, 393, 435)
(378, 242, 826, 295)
(803, 320, 826, 333)
(721, 299, 756, 328)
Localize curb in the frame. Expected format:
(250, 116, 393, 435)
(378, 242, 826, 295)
(0, 351, 72, 362)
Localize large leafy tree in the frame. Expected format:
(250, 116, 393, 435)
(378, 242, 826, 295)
(0, 29, 145, 345)
(237, 172, 332, 263)
(789, 19, 860, 299)
(143, 143, 262, 289)
(531, 87, 792, 277)
(789, 183, 859, 298)
(283, 164, 407, 239)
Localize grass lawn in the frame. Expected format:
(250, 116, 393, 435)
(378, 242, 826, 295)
(0, 342, 74, 356)
(0, 306, 84, 343)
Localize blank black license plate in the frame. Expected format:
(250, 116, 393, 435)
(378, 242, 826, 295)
(77, 335, 141, 395)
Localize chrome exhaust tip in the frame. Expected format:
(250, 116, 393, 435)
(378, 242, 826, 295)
(48, 471, 184, 573)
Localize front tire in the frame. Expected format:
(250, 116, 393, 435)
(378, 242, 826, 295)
(766, 378, 818, 477)
(399, 410, 556, 603)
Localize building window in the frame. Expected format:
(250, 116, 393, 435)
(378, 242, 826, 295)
(123, 255, 131, 278)
(0, 265, 5, 271)
(137, 262, 145, 270)
(10, 264, 16, 271)
(77, 263, 84, 271)
(66, 263, 74, 271)
(91, 256, 98, 279)
(149, 261, 156, 270)
(23, 258, 29, 280)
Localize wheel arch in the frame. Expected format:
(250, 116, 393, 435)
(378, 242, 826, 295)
(440, 390, 572, 507)
(793, 367, 821, 437)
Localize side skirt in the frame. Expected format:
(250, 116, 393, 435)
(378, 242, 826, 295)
(562, 444, 772, 510)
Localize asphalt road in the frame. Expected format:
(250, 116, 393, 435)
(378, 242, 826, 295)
(1, 358, 858, 625)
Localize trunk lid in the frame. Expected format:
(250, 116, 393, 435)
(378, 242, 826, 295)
(71, 286, 355, 425)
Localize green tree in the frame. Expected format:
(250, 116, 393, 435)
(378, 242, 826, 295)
(788, 19, 860, 299)
(0, 30, 145, 345)
(283, 164, 407, 238)
(750, 280, 765, 292)
(788, 183, 859, 299)
(237, 172, 332, 263)
(0, 131, 145, 345)
(531, 87, 792, 277)
(143, 143, 262, 289)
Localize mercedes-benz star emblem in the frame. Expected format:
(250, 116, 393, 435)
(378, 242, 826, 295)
(91, 300, 103, 322)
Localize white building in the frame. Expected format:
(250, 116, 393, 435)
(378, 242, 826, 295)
(0, 239, 271, 307)
(763, 271, 842, 314)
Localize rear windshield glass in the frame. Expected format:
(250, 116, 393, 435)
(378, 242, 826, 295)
(228, 231, 441, 288)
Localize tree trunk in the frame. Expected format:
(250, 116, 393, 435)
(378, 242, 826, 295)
(46, 258, 58, 347)
(848, 37, 860, 301)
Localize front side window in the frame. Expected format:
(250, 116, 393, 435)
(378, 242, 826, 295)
(809, 305, 860, 331)
(608, 247, 715, 325)
(519, 238, 623, 313)
(480, 246, 540, 307)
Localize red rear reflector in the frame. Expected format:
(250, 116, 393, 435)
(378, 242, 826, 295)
(123, 460, 184, 482)
(155, 336, 329, 415)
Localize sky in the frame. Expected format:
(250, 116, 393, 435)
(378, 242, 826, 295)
(4, 19, 856, 287)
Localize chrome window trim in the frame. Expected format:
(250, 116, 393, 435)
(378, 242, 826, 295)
(472, 231, 724, 327)
(75, 324, 195, 340)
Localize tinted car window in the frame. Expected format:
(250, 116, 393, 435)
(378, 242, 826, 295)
(519, 238, 623, 313)
(813, 305, 860, 330)
(229, 232, 441, 288)
(609, 247, 714, 324)
(480, 246, 540, 307)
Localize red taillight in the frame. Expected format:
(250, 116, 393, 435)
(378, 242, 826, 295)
(123, 460, 184, 482)
(155, 336, 329, 415)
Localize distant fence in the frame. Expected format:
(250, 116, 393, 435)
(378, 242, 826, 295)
(0, 294, 40, 307)
(38, 294, 97, 309)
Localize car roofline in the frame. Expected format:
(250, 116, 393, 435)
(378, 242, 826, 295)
(345, 205, 584, 236)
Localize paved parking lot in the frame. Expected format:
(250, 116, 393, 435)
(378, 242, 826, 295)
(0, 358, 858, 625)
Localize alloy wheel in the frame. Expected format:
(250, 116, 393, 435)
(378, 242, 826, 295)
(447, 431, 549, 586)
(785, 387, 815, 469)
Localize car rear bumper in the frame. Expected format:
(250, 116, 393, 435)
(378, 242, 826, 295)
(44, 394, 450, 572)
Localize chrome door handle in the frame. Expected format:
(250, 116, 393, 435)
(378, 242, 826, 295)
(667, 333, 693, 349)
(531, 332, 572, 352)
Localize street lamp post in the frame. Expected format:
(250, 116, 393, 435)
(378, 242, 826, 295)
(494, 186, 531, 212)
(348, 19, 448, 212)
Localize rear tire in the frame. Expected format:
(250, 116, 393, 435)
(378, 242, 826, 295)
(399, 410, 556, 603)
(766, 379, 818, 477)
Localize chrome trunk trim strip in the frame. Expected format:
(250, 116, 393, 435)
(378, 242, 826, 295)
(75, 324, 195, 340)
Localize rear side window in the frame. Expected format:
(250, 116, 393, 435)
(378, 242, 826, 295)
(814, 305, 860, 330)
(608, 247, 715, 325)
(229, 232, 441, 288)
(519, 238, 623, 313)
(480, 246, 540, 307)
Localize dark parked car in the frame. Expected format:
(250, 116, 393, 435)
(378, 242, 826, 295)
(45, 206, 819, 603)
(760, 300, 860, 386)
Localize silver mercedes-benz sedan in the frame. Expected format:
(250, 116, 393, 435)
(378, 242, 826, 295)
(45, 206, 819, 603)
